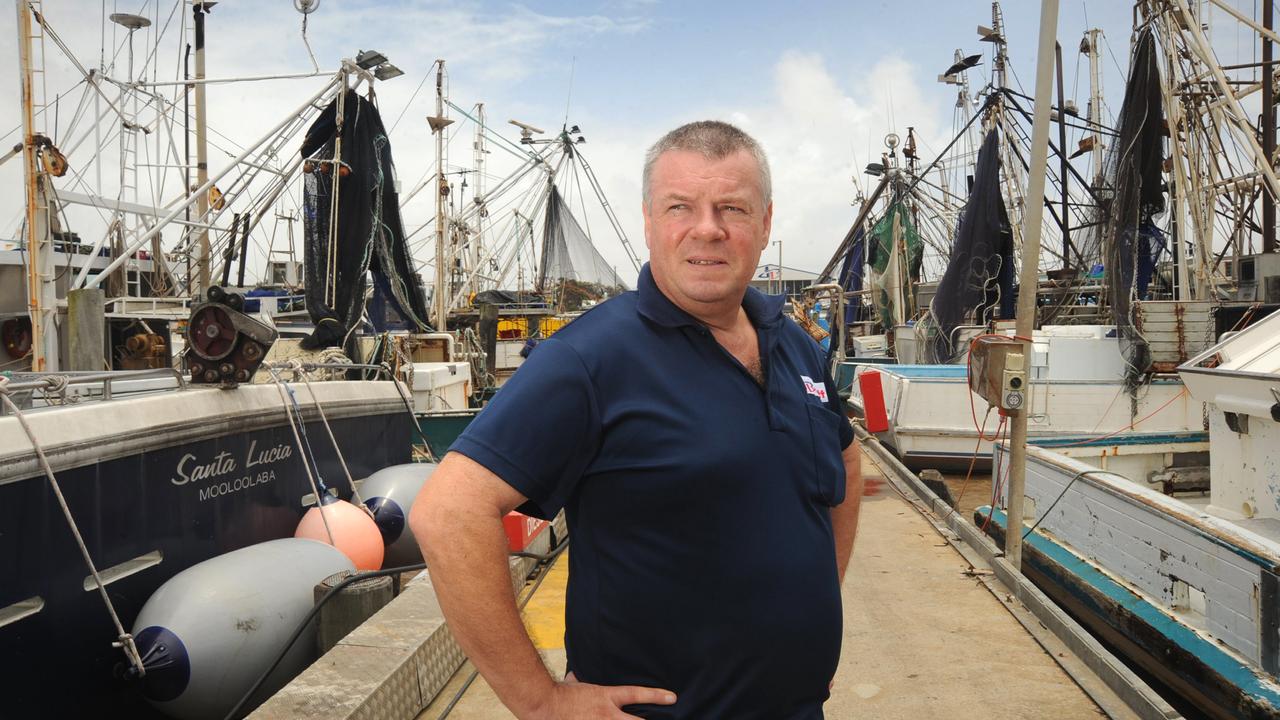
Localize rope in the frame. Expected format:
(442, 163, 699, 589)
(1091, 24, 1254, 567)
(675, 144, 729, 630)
(288, 359, 368, 509)
(265, 368, 337, 545)
(0, 376, 146, 676)
(384, 363, 437, 463)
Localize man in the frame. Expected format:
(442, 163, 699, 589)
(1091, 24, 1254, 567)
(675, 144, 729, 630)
(411, 120, 862, 719)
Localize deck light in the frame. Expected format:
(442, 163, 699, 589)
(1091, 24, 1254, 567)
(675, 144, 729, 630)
(355, 49, 388, 70)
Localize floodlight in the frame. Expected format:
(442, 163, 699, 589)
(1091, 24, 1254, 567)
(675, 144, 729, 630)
(375, 63, 403, 81)
(355, 49, 389, 70)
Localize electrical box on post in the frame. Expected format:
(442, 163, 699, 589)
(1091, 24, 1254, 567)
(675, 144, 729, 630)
(969, 336, 1028, 413)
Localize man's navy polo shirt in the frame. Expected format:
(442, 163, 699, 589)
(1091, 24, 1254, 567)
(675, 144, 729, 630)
(451, 263, 854, 719)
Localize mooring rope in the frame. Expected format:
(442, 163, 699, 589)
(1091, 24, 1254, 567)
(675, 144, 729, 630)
(286, 359, 369, 510)
(265, 368, 337, 546)
(0, 376, 146, 676)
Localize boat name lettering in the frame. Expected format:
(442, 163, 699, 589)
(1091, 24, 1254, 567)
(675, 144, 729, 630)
(245, 440, 293, 469)
(198, 470, 276, 502)
(170, 451, 237, 486)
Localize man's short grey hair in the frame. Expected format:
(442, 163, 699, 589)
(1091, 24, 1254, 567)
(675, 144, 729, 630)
(642, 120, 772, 207)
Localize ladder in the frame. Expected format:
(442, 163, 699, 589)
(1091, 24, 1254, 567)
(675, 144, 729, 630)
(19, 0, 60, 370)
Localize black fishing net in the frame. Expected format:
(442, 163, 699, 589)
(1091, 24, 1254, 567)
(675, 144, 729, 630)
(1075, 28, 1165, 388)
(918, 128, 1015, 363)
(538, 185, 629, 292)
(299, 90, 431, 349)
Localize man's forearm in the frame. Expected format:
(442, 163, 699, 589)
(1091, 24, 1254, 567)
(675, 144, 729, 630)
(832, 438, 863, 585)
(418, 503, 554, 718)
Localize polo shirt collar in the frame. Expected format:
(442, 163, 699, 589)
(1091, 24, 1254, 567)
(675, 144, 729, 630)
(636, 262, 785, 330)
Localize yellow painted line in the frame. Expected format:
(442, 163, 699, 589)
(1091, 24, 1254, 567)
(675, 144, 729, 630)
(521, 549, 568, 649)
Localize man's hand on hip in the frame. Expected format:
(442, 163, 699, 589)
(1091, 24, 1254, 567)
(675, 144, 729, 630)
(529, 671, 677, 720)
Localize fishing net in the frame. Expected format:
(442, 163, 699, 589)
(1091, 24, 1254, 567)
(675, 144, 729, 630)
(917, 128, 1015, 363)
(1073, 27, 1165, 388)
(824, 225, 870, 365)
(538, 185, 629, 293)
(866, 200, 923, 330)
(299, 90, 431, 348)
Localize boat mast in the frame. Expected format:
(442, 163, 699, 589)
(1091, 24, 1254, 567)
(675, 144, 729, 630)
(17, 0, 57, 371)
(193, 2, 214, 296)
(1083, 28, 1104, 190)
(1055, 41, 1072, 268)
(428, 60, 454, 330)
(110, 12, 151, 299)
(472, 102, 487, 298)
(1265, 0, 1276, 254)
(1006, 0, 1061, 572)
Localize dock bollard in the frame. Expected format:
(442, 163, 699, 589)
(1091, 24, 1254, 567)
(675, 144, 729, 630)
(314, 571, 395, 654)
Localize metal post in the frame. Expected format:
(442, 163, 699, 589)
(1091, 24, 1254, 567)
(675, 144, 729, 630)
(431, 60, 450, 330)
(1085, 28, 1104, 189)
(1005, 0, 1060, 572)
(1160, 23, 1193, 300)
(17, 1, 56, 371)
(472, 102, 486, 298)
(184, 42, 192, 291)
(777, 240, 783, 297)
(1265, 0, 1276, 253)
(193, 2, 211, 296)
(326, 77, 348, 310)
(1055, 41, 1072, 267)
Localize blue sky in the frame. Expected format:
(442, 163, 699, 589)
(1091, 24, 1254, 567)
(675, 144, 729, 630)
(0, 1, 1243, 283)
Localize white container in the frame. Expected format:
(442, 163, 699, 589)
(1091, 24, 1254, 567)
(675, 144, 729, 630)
(409, 361, 471, 412)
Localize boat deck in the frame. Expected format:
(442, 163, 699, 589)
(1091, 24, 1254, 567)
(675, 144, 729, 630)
(416, 449, 1111, 719)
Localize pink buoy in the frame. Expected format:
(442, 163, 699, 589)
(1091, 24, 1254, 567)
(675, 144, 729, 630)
(295, 498, 385, 571)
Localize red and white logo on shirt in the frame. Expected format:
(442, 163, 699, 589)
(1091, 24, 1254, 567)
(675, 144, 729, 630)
(800, 375, 828, 402)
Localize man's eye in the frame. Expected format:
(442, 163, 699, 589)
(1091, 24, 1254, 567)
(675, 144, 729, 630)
(722, 205, 745, 214)
(668, 203, 688, 212)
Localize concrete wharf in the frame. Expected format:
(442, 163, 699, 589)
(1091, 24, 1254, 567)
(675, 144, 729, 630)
(253, 443, 1179, 720)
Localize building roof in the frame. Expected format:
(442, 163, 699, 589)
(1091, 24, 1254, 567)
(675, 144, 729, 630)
(752, 264, 821, 282)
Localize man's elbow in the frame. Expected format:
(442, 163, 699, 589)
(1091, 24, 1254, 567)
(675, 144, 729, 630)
(409, 481, 452, 563)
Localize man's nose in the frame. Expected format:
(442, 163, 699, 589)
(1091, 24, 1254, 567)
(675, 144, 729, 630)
(689, 205, 728, 241)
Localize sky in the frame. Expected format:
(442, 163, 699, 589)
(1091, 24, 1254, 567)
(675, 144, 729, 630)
(0, 0, 1238, 288)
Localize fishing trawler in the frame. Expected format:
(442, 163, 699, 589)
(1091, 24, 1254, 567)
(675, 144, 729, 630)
(0, 3, 434, 717)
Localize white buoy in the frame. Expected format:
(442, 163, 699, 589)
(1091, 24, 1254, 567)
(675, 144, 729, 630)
(360, 462, 436, 567)
(130, 538, 354, 720)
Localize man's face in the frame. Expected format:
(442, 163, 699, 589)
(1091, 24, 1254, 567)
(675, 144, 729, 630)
(642, 149, 772, 317)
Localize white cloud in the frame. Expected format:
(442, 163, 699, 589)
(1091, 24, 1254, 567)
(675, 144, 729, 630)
(570, 50, 947, 278)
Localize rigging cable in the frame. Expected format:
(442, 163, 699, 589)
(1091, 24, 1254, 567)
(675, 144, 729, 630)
(0, 375, 147, 677)
(266, 368, 338, 545)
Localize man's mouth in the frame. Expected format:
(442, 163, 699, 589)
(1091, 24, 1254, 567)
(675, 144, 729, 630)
(687, 259, 725, 266)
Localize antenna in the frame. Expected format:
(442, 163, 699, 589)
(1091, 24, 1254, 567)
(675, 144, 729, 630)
(564, 56, 576, 126)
